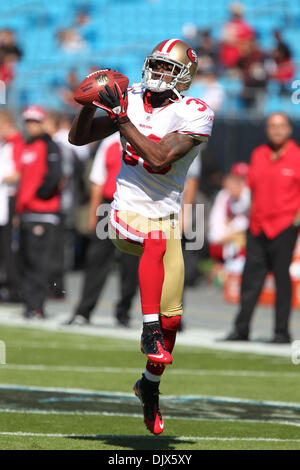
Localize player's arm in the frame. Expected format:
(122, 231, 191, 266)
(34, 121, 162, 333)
(120, 122, 199, 172)
(68, 105, 118, 146)
(94, 83, 202, 171)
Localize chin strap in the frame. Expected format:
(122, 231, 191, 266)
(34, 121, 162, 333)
(169, 87, 182, 101)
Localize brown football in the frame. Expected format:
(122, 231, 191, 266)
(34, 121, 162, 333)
(73, 69, 129, 105)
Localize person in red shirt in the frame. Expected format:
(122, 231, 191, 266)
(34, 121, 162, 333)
(219, 2, 255, 69)
(65, 132, 139, 327)
(17, 105, 62, 318)
(270, 31, 296, 95)
(225, 112, 300, 343)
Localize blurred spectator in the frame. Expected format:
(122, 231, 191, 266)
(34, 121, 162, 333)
(75, 10, 91, 28)
(183, 25, 218, 62)
(57, 69, 81, 110)
(190, 66, 225, 113)
(225, 113, 300, 344)
(65, 132, 139, 327)
(237, 37, 269, 111)
(0, 110, 23, 301)
(53, 113, 91, 269)
(181, 154, 203, 286)
(0, 29, 23, 86)
(44, 112, 87, 223)
(43, 111, 85, 297)
(270, 30, 295, 94)
(16, 105, 63, 318)
(74, 9, 97, 46)
(196, 29, 218, 62)
(208, 162, 250, 263)
(55, 113, 90, 163)
(219, 2, 255, 69)
(56, 28, 88, 54)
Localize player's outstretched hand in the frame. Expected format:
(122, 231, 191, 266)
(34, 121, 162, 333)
(93, 84, 129, 124)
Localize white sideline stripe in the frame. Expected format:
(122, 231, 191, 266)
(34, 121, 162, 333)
(7, 341, 137, 351)
(2, 363, 300, 379)
(0, 431, 300, 443)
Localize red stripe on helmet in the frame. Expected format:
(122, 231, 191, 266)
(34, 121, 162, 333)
(166, 39, 181, 53)
(158, 40, 169, 52)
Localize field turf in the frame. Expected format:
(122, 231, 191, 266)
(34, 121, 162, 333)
(0, 324, 300, 450)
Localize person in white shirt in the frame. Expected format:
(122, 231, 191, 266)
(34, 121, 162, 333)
(208, 162, 250, 261)
(0, 110, 23, 301)
(65, 132, 139, 327)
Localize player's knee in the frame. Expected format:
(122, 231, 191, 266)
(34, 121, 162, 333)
(143, 231, 166, 256)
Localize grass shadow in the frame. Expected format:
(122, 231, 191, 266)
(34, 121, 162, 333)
(68, 434, 193, 450)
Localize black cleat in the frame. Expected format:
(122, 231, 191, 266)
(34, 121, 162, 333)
(223, 330, 249, 341)
(133, 375, 164, 435)
(23, 309, 45, 319)
(116, 313, 130, 328)
(268, 334, 291, 344)
(140, 321, 172, 365)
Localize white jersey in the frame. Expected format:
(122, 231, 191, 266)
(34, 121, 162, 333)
(112, 83, 214, 218)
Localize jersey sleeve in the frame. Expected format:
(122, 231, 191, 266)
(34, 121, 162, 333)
(176, 97, 214, 142)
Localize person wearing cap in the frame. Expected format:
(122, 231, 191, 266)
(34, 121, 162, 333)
(0, 109, 24, 301)
(16, 105, 63, 318)
(226, 112, 300, 343)
(208, 162, 250, 262)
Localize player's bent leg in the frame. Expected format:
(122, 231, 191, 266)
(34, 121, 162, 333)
(133, 374, 164, 435)
(139, 231, 173, 366)
(109, 210, 173, 365)
(138, 227, 183, 434)
(110, 210, 182, 433)
(136, 315, 182, 434)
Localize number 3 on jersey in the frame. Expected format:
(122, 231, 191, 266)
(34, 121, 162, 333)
(186, 98, 207, 112)
(122, 134, 172, 175)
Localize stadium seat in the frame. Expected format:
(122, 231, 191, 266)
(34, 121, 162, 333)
(1, 0, 300, 114)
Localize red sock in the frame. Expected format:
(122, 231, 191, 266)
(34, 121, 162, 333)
(145, 315, 182, 379)
(139, 231, 166, 315)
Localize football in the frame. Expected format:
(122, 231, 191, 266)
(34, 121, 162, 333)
(73, 69, 129, 105)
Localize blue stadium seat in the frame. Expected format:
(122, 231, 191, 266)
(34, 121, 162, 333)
(1, 0, 300, 114)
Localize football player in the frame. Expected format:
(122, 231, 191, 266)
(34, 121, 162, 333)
(69, 38, 214, 434)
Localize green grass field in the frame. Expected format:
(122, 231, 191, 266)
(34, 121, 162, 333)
(0, 324, 300, 450)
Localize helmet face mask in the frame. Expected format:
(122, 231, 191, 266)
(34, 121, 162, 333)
(142, 39, 198, 96)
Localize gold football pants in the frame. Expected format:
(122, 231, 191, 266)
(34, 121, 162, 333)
(108, 209, 184, 317)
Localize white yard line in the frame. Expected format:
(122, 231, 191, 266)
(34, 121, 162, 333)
(1, 363, 299, 379)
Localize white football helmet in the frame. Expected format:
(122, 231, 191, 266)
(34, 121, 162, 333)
(142, 39, 198, 98)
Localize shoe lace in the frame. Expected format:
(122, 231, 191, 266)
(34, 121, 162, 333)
(143, 324, 165, 353)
